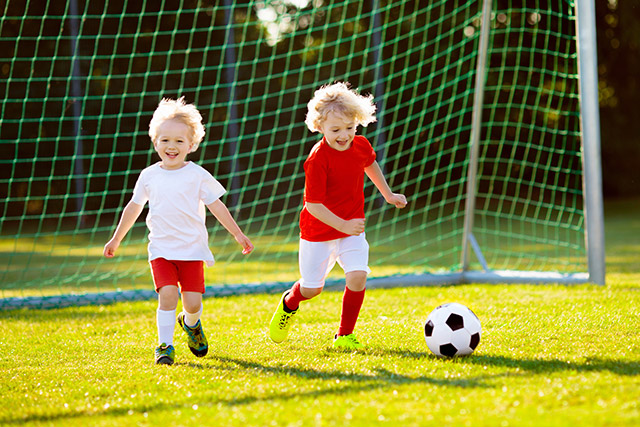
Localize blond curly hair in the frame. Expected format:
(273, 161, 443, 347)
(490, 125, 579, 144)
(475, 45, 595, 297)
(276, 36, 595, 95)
(148, 97, 205, 152)
(305, 82, 377, 133)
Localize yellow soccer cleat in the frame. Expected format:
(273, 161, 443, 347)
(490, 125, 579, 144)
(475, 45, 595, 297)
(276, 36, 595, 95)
(269, 291, 298, 343)
(333, 333, 363, 350)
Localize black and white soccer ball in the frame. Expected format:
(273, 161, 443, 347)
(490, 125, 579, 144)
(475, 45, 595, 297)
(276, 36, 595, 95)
(424, 302, 481, 357)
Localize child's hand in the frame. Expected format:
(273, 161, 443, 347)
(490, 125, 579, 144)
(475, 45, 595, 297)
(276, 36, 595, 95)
(235, 234, 254, 255)
(387, 193, 407, 209)
(341, 218, 365, 236)
(103, 239, 120, 258)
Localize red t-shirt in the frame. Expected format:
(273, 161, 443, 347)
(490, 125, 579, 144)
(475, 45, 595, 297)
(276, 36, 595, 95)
(300, 135, 377, 241)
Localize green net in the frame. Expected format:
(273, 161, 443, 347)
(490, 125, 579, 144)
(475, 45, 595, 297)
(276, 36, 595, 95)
(0, 0, 589, 309)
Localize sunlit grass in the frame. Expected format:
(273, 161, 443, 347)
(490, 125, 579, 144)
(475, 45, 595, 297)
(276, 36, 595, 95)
(1, 282, 638, 426)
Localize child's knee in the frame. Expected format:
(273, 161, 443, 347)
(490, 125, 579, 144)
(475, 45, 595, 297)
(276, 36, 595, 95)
(181, 291, 203, 313)
(345, 270, 367, 291)
(158, 285, 180, 310)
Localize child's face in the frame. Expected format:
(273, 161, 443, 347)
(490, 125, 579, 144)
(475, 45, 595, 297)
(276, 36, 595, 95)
(319, 111, 357, 152)
(153, 119, 195, 170)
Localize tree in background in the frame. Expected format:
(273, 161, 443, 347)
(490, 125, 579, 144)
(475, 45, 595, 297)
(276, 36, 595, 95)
(596, 0, 640, 197)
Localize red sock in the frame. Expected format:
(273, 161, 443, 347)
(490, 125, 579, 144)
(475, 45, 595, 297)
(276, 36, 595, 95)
(283, 281, 309, 312)
(337, 287, 365, 336)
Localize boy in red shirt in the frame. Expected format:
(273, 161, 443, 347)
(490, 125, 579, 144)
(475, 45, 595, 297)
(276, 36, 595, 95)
(269, 82, 407, 350)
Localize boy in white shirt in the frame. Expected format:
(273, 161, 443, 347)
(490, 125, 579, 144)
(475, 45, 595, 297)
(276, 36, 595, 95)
(104, 97, 253, 365)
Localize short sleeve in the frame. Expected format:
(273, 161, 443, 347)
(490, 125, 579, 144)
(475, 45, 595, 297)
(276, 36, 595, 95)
(200, 173, 226, 205)
(303, 155, 328, 204)
(363, 137, 377, 167)
(131, 173, 148, 205)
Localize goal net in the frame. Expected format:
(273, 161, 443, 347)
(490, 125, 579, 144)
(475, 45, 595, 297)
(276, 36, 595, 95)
(0, 0, 604, 309)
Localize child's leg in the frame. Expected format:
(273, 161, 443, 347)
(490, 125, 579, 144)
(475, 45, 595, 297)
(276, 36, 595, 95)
(283, 281, 322, 312)
(338, 271, 367, 336)
(172, 260, 205, 326)
(178, 290, 208, 357)
(269, 280, 324, 343)
(335, 233, 370, 340)
(157, 285, 180, 345)
(175, 261, 208, 357)
(269, 239, 337, 343)
(286, 238, 338, 309)
(152, 258, 180, 346)
(150, 258, 184, 364)
(181, 291, 203, 327)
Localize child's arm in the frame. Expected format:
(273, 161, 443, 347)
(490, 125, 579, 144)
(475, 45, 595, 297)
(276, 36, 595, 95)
(364, 161, 407, 208)
(305, 203, 365, 236)
(103, 200, 145, 257)
(206, 199, 254, 254)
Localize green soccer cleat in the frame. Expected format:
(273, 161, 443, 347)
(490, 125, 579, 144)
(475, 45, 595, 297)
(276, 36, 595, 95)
(269, 291, 298, 343)
(155, 343, 175, 365)
(178, 312, 209, 357)
(333, 333, 363, 350)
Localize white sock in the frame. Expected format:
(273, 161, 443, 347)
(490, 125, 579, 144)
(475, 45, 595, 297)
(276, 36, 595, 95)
(183, 305, 203, 328)
(156, 308, 176, 345)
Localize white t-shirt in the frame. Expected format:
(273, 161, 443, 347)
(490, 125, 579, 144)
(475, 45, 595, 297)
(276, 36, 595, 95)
(131, 161, 226, 266)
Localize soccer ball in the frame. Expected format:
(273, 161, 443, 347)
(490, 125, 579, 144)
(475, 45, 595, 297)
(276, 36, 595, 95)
(424, 302, 481, 357)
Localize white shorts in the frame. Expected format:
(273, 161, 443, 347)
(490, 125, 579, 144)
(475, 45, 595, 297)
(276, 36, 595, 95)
(298, 233, 371, 288)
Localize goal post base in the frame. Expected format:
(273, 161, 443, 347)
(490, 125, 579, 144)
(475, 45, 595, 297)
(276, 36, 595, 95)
(367, 271, 590, 289)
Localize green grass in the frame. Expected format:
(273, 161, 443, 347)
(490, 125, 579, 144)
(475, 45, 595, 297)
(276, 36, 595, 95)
(1, 199, 639, 426)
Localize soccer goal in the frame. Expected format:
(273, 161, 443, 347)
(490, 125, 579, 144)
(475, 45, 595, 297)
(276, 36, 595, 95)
(0, 0, 604, 310)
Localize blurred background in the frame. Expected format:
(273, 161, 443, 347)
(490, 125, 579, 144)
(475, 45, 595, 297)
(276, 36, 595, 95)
(595, 0, 640, 198)
(0, 0, 634, 305)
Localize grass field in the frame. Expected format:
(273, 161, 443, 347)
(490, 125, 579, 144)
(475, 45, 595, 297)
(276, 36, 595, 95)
(1, 199, 639, 426)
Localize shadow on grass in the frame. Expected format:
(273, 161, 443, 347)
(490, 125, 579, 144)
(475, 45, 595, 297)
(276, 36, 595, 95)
(373, 348, 640, 376)
(3, 354, 490, 425)
(468, 354, 640, 376)
(8, 351, 638, 425)
(211, 355, 490, 388)
(174, 354, 493, 408)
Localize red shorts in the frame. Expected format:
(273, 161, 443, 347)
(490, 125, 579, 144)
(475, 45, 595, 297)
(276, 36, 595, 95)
(149, 258, 205, 293)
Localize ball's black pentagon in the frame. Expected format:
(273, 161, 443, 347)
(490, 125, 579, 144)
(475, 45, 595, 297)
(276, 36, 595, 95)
(440, 343, 458, 357)
(445, 313, 464, 331)
(424, 320, 434, 337)
(470, 332, 480, 350)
